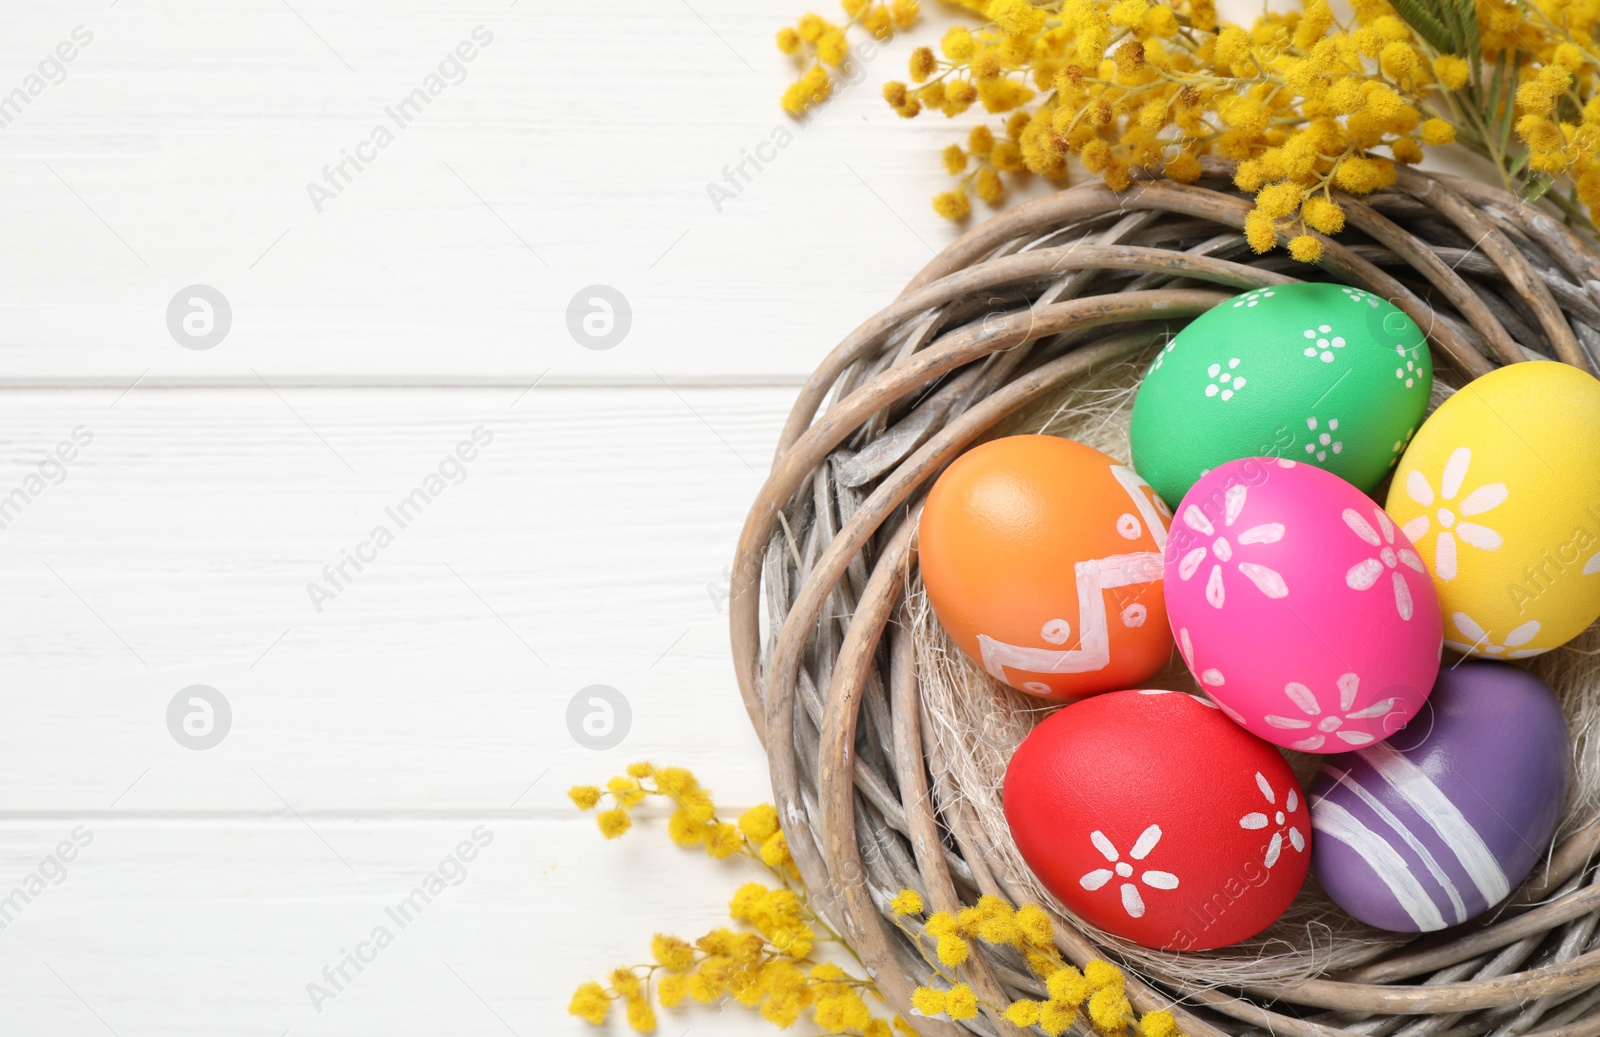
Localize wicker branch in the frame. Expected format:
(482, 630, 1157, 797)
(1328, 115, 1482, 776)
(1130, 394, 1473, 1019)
(730, 168, 1600, 1037)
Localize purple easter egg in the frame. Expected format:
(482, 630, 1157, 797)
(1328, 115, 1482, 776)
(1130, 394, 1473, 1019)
(1309, 661, 1569, 932)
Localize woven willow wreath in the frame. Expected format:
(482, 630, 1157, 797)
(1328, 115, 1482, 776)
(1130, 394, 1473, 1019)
(730, 164, 1600, 1037)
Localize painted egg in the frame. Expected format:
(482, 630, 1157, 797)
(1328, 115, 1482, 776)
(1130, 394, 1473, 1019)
(1130, 282, 1432, 508)
(1386, 360, 1600, 658)
(1164, 458, 1443, 752)
(919, 435, 1172, 701)
(1003, 689, 1310, 950)
(1309, 660, 1569, 931)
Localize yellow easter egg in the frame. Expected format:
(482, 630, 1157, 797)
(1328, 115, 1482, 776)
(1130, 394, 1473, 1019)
(1386, 361, 1600, 657)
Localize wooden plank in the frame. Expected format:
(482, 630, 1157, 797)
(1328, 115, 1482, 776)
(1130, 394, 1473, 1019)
(0, 3, 1512, 1034)
(0, 817, 793, 1035)
(0, 386, 788, 812)
(0, 1, 971, 383)
(0, 2, 1488, 385)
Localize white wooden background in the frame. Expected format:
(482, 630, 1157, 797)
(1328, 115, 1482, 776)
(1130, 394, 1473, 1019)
(0, 2, 982, 1034)
(0, 2, 1482, 1034)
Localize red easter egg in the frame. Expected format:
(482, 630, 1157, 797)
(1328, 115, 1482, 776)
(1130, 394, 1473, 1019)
(1002, 690, 1309, 950)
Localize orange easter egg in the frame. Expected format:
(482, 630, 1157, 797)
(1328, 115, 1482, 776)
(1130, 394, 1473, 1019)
(919, 435, 1174, 701)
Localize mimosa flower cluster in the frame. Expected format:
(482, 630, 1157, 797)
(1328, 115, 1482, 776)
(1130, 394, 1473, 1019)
(777, 0, 1600, 259)
(890, 888, 1187, 1036)
(567, 763, 1192, 1035)
(568, 763, 902, 1034)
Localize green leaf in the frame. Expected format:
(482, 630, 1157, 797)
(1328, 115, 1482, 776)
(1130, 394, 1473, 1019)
(1434, 0, 1465, 50)
(1519, 173, 1554, 202)
(1500, 60, 1519, 156)
(1432, 0, 1481, 77)
(1455, 0, 1481, 59)
(1389, 0, 1461, 54)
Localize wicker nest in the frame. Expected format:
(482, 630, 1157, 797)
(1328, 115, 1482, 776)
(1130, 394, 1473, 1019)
(729, 164, 1600, 1037)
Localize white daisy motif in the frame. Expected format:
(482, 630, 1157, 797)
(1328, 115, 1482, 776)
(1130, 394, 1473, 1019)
(1150, 337, 1177, 372)
(1078, 825, 1178, 919)
(1335, 287, 1424, 383)
(1175, 484, 1289, 609)
(1205, 358, 1247, 401)
(1343, 506, 1427, 621)
(1389, 426, 1416, 469)
(1445, 612, 1543, 658)
(1303, 416, 1344, 462)
(1177, 627, 1244, 720)
(1301, 324, 1346, 363)
(1238, 771, 1306, 868)
(1400, 447, 1506, 581)
(1393, 343, 1422, 388)
(1231, 288, 1277, 308)
(1264, 672, 1400, 750)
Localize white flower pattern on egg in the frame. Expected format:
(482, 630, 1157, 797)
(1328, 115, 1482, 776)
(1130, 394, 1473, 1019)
(1394, 344, 1422, 388)
(1231, 288, 1277, 308)
(1150, 336, 1177, 373)
(1078, 825, 1179, 919)
(1399, 447, 1506, 581)
(1301, 324, 1345, 363)
(1304, 416, 1343, 462)
(1177, 627, 1195, 668)
(1177, 626, 1243, 721)
(1332, 285, 1424, 387)
(1263, 672, 1400, 751)
(1238, 771, 1306, 868)
(1204, 358, 1246, 401)
(1445, 612, 1543, 659)
(1343, 506, 1427, 621)
(1175, 484, 1289, 609)
(1389, 426, 1417, 469)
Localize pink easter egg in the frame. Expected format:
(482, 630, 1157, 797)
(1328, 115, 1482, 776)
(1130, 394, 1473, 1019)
(1163, 458, 1442, 752)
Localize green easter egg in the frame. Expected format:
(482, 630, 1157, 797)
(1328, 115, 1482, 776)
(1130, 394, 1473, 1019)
(1130, 282, 1432, 507)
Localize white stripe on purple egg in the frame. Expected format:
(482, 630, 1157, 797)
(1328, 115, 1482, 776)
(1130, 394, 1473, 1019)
(1358, 742, 1510, 905)
(1311, 798, 1446, 931)
(1326, 767, 1467, 924)
(1310, 662, 1570, 934)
